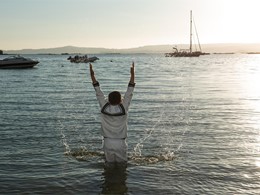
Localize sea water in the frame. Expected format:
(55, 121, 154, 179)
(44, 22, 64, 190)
(0, 53, 260, 194)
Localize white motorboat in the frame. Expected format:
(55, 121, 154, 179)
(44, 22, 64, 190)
(0, 56, 39, 69)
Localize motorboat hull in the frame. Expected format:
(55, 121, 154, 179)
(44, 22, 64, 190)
(0, 56, 39, 69)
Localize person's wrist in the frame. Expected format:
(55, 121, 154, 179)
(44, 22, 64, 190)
(128, 81, 135, 87)
(93, 81, 99, 87)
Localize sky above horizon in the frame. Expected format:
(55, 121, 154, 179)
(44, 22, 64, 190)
(1, 0, 260, 50)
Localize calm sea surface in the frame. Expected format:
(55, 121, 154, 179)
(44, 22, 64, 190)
(0, 54, 260, 194)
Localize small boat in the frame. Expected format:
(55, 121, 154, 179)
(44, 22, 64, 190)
(0, 56, 39, 69)
(67, 55, 99, 63)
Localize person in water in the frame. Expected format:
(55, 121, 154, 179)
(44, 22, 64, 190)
(89, 62, 135, 163)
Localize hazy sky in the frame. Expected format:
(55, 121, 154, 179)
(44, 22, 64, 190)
(1, 0, 260, 50)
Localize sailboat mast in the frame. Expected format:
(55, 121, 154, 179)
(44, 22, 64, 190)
(190, 10, 192, 53)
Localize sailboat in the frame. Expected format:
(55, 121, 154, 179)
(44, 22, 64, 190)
(165, 10, 204, 57)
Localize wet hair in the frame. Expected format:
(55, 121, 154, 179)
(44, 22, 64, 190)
(108, 91, 121, 105)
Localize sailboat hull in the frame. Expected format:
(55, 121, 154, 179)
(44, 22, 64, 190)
(165, 51, 201, 57)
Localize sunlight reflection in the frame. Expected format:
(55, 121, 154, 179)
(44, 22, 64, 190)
(241, 55, 260, 93)
(255, 158, 260, 167)
(244, 72, 260, 98)
(238, 56, 260, 167)
(240, 56, 260, 126)
(243, 174, 250, 178)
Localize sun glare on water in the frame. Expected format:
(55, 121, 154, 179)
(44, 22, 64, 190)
(240, 55, 260, 113)
(237, 55, 260, 170)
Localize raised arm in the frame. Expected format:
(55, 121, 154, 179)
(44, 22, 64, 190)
(89, 63, 106, 108)
(123, 62, 136, 111)
(89, 63, 97, 83)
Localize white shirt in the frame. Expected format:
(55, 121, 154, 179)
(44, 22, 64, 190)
(93, 82, 135, 139)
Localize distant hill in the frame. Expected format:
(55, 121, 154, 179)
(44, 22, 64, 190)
(4, 46, 115, 55)
(3, 43, 260, 54)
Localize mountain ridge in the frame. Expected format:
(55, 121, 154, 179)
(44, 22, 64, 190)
(3, 43, 260, 54)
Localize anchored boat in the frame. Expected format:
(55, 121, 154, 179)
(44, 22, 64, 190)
(165, 11, 207, 57)
(0, 56, 39, 69)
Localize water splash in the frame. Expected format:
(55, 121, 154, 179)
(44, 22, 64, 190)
(64, 146, 104, 161)
(129, 88, 191, 164)
(64, 146, 175, 164)
(59, 120, 71, 155)
(132, 110, 164, 157)
(129, 150, 175, 165)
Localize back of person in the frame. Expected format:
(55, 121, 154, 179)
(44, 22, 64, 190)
(89, 63, 135, 163)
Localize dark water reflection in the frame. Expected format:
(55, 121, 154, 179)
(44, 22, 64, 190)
(101, 163, 128, 195)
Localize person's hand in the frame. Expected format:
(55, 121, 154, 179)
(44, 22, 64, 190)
(130, 62, 135, 83)
(131, 62, 134, 75)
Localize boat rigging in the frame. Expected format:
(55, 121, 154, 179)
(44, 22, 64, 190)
(165, 10, 207, 57)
